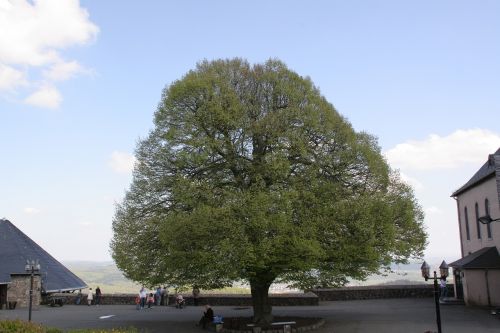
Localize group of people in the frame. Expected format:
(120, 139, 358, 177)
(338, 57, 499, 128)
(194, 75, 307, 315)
(76, 286, 102, 306)
(79, 285, 217, 328)
(136, 286, 170, 309)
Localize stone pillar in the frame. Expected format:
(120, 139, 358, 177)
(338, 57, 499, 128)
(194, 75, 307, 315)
(7, 274, 41, 309)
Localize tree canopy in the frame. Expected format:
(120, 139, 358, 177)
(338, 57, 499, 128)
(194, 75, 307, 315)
(111, 58, 426, 324)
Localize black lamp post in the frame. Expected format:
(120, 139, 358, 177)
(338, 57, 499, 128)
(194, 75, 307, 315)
(24, 260, 40, 322)
(421, 260, 449, 333)
(478, 214, 500, 225)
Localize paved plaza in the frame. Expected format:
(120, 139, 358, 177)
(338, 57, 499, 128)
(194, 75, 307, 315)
(0, 298, 499, 332)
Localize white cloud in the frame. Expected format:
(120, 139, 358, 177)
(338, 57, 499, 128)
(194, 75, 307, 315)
(0, 64, 27, 91)
(399, 172, 424, 190)
(78, 221, 93, 227)
(24, 207, 41, 215)
(109, 151, 136, 174)
(43, 60, 87, 81)
(0, 0, 98, 107)
(385, 129, 500, 170)
(425, 206, 443, 215)
(0, 0, 98, 66)
(24, 84, 62, 109)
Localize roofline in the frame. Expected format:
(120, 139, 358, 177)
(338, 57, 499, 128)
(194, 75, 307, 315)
(451, 171, 496, 197)
(45, 285, 88, 293)
(449, 266, 500, 270)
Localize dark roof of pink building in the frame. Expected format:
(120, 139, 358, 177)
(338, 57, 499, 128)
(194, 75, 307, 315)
(449, 247, 500, 269)
(451, 148, 500, 197)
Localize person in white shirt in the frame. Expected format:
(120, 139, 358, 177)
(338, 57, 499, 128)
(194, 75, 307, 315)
(139, 287, 147, 309)
(87, 288, 93, 306)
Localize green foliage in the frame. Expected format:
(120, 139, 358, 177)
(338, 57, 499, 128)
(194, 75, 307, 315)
(0, 320, 62, 333)
(68, 329, 138, 333)
(111, 58, 426, 294)
(0, 320, 137, 333)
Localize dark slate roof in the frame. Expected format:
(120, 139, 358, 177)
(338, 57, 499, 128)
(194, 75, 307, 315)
(449, 247, 500, 269)
(451, 148, 500, 197)
(0, 219, 87, 292)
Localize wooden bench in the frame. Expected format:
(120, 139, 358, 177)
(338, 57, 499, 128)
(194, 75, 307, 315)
(247, 321, 296, 332)
(272, 321, 296, 332)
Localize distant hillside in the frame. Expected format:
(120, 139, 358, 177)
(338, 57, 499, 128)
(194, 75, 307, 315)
(63, 261, 142, 294)
(63, 261, 430, 294)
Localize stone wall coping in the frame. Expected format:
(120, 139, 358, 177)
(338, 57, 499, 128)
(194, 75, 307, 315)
(311, 284, 432, 291)
(49, 292, 317, 298)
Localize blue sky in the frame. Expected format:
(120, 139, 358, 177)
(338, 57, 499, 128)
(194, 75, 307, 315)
(1, 0, 499, 265)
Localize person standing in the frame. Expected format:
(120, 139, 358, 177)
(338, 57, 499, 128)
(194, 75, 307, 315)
(155, 287, 162, 306)
(139, 287, 147, 309)
(95, 286, 102, 306)
(87, 288, 93, 306)
(439, 277, 448, 298)
(75, 290, 82, 305)
(192, 286, 200, 306)
(163, 286, 169, 306)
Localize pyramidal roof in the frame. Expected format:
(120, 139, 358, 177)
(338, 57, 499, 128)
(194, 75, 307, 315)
(0, 219, 87, 292)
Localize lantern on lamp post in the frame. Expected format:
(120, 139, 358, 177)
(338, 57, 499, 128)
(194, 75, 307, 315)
(421, 260, 449, 333)
(24, 260, 40, 322)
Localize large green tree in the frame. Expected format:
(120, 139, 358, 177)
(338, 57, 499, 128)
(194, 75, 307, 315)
(111, 58, 426, 325)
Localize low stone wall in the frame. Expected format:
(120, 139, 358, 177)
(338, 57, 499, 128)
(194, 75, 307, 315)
(310, 284, 454, 301)
(41, 285, 455, 306)
(43, 292, 319, 306)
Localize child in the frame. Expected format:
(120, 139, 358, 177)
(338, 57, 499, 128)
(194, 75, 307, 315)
(147, 292, 155, 308)
(135, 295, 141, 310)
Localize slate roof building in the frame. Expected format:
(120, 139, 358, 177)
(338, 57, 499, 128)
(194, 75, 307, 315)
(450, 148, 500, 307)
(0, 219, 87, 308)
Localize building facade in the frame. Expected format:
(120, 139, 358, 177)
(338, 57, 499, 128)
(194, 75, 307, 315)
(450, 148, 500, 307)
(0, 219, 87, 309)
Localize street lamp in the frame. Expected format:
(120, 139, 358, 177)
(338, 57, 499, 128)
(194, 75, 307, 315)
(24, 260, 40, 322)
(421, 260, 449, 333)
(478, 214, 500, 225)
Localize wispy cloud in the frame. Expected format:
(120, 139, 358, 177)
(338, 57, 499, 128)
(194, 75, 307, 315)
(78, 221, 93, 227)
(108, 151, 136, 174)
(0, 0, 99, 108)
(399, 172, 424, 190)
(43, 60, 89, 82)
(24, 84, 62, 109)
(425, 206, 443, 215)
(0, 63, 27, 91)
(24, 207, 41, 215)
(385, 129, 500, 170)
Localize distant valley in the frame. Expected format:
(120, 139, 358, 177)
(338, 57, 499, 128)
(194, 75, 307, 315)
(63, 261, 430, 294)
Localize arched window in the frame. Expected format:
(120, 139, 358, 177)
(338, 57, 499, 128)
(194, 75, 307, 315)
(485, 198, 492, 239)
(475, 202, 481, 239)
(464, 206, 470, 240)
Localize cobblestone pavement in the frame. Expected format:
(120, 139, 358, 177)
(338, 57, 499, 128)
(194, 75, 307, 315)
(0, 298, 499, 332)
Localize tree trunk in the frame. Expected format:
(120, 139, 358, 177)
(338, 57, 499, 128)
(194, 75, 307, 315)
(250, 277, 274, 326)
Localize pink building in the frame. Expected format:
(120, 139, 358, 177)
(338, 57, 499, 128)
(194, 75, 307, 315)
(450, 148, 500, 307)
